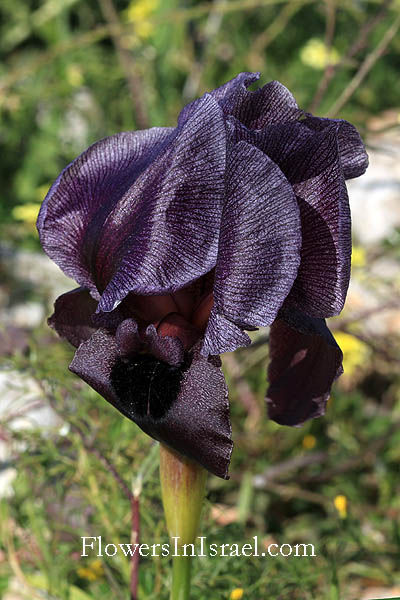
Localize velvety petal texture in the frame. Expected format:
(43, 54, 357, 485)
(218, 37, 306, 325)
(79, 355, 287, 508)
(300, 115, 369, 179)
(48, 287, 98, 347)
(266, 307, 343, 426)
(38, 71, 368, 478)
(70, 331, 232, 478)
(96, 94, 227, 313)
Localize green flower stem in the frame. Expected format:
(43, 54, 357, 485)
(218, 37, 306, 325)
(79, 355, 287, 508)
(159, 444, 207, 600)
(171, 555, 192, 600)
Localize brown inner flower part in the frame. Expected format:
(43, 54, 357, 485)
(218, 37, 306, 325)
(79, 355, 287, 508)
(122, 270, 215, 351)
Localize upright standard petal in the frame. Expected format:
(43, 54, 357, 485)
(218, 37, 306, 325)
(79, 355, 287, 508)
(209, 73, 301, 127)
(210, 71, 260, 114)
(37, 127, 175, 296)
(229, 118, 352, 317)
(290, 129, 351, 317)
(69, 331, 233, 478)
(266, 308, 343, 426)
(300, 115, 369, 179)
(229, 81, 301, 128)
(178, 72, 260, 126)
(95, 94, 227, 313)
(203, 141, 301, 356)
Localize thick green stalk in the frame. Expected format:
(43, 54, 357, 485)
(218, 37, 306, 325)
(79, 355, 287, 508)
(159, 444, 207, 600)
(170, 555, 192, 600)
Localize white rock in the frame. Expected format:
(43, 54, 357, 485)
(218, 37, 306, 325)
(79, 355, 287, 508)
(348, 131, 400, 245)
(0, 370, 64, 498)
(0, 467, 17, 499)
(8, 302, 45, 328)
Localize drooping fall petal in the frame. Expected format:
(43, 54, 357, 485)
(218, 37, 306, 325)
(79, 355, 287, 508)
(69, 331, 232, 478)
(266, 308, 343, 426)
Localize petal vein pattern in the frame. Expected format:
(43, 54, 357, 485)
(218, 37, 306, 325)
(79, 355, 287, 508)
(228, 118, 354, 317)
(97, 94, 227, 313)
(37, 127, 175, 297)
(203, 141, 302, 355)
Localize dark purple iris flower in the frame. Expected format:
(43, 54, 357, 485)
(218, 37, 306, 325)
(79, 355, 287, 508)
(37, 72, 368, 479)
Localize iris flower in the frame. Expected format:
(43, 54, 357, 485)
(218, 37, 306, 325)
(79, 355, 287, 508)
(37, 72, 368, 479)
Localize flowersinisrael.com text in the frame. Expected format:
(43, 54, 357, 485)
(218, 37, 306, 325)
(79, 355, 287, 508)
(81, 536, 316, 558)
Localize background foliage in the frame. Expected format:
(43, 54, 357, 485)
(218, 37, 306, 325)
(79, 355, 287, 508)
(1, 1, 400, 599)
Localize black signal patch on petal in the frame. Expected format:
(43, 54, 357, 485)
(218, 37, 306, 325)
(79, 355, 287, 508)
(110, 354, 188, 421)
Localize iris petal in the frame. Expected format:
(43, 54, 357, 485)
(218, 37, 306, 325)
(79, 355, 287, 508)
(266, 308, 343, 426)
(37, 128, 175, 296)
(69, 331, 233, 478)
(96, 93, 227, 313)
(300, 115, 369, 179)
(202, 309, 251, 356)
(203, 141, 301, 355)
(209, 72, 300, 127)
(48, 287, 98, 347)
(229, 80, 301, 127)
(229, 118, 353, 317)
(178, 72, 260, 126)
(210, 71, 260, 103)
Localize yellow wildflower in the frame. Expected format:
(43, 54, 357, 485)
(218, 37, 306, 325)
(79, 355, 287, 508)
(302, 434, 316, 450)
(77, 559, 104, 581)
(334, 332, 370, 377)
(67, 64, 84, 88)
(12, 203, 41, 225)
(334, 494, 347, 519)
(300, 38, 340, 70)
(230, 589, 244, 600)
(352, 245, 366, 269)
(124, 0, 159, 40)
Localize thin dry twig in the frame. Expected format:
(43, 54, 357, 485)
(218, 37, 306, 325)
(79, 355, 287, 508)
(266, 481, 329, 506)
(3, 521, 46, 600)
(183, 4, 223, 99)
(249, 0, 305, 65)
(330, 300, 400, 330)
(223, 353, 262, 429)
(342, 327, 399, 365)
(252, 451, 328, 488)
(309, 0, 393, 113)
(0, 0, 317, 95)
(36, 377, 140, 597)
(308, 0, 336, 113)
(299, 422, 399, 483)
(183, 0, 227, 100)
(35, 378, 133, 500)
(130, 494, 140, 600)
(87, 441, 133, 501)
(328, 13, 400, 117)
(98, 0, 149, 129)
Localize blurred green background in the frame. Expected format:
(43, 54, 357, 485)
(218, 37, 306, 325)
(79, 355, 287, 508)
(1, 1, 400, 599)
